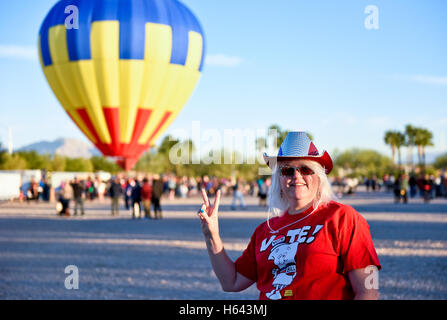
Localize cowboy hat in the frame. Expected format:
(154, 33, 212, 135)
(263, 131, 333, 174)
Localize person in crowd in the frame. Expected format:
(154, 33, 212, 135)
(401, 173, 409, 203)
(37, 179, 45, 201)
(231, 178, 246, 210)
(435, 173, 443, 198)
(429, 175, 436, 200)
(394, 173, 408, 204)
(188, 176, 198, 196)
(197, 131, 381, 300)
(71, 177, 85, 216)
(409, 173, 417, 198)
(335, 176, 344, 198)
(421, 174, 433, 203)
(58, 180, 72, 216)
(85, 176, 96, 201)
(416, 174, 426, 198)
(96, 177, 106, 202)
(42, 178, 51, 202)
(109, 176, 123, 216)
(442, 171, 447, 198)
(141, 177, 153, 219)
(27, 177, 39, 202)
(258, 179, 268, 207)
(168, 175, 177, 200)
(393, 175, 402, 204)
(178, 176, 189, 198)
(152, 174, 164, 219)
(383, 174, 390, 192)
(131, 179, 142, 219)
(124, 179, 133, 210)
(371, 176, 377, 192)
(365, 177, 370, 192)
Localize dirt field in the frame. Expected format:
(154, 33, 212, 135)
(1, 189, 446, 300)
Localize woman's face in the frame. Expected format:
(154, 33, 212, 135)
(278, 159, 320, 208)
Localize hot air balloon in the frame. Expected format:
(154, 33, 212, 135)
(38, 0, 205, 170)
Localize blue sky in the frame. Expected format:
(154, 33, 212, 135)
(0, 0, 446, 159)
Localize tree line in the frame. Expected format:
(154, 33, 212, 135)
(1, 124, 446, 179)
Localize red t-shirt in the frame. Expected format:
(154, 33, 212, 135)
(235, 201, 381, 300)
(141, 184, 152, 200)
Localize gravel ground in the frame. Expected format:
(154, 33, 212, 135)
(0, 188, 446, 300)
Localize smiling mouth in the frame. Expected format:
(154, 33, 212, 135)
(289, 183, 307, 187)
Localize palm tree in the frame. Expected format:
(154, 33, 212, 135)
(414, 128, 434, 166)
(384, 131, 396, 164)
(414, 128, 423, 165)
(394, 132, 406, 165)
(405, 124, 416, 166)
(384, 131, 399, 165)
(422, 129, 434, 165)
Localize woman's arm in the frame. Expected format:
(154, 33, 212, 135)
(199, 189, 255, 292)
(348, 267, 380, 300)
(204, 232, 255, 292)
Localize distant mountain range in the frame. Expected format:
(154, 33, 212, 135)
(18, 138, 101, 159)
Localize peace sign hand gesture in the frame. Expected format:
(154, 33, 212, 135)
(198, 188, 221, 239)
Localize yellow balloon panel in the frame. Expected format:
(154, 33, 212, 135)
(118, 60, 145, 143)
(48, 25, 69, 63)
(137, 64, 186, 144)
(138, 23, 172, 109)
(72, 61, 112, 144)
(40, 65, 97, 144)
(146, 70, 201, 146)
(185, 31, 203, 71)
(91, 21, 120, 107)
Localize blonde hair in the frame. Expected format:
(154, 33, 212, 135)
(267, 160, 337, 217)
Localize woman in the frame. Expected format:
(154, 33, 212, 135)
(197, 132, 381, 300)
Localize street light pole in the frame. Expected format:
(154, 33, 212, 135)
(0, 123, 13, 154)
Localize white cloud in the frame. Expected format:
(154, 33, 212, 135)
(0, 45, 37, 61)
(205, 54, 242, 67)
(408, 75, 447, 86)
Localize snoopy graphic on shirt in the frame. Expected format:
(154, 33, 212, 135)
(265, 238, 298, 300)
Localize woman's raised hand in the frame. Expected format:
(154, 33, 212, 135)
(198, 188, 221, 238)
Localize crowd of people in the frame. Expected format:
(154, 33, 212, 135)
(390, 172, 447, 204)
(46, 173, 272, 218)
(331, 171, 447, 204)
(18, 168, 447, 217)
(21, 177, 51, 202)
(52, 174, 163, 218)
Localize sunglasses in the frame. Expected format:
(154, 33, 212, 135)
(279, 165, 315, 177)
